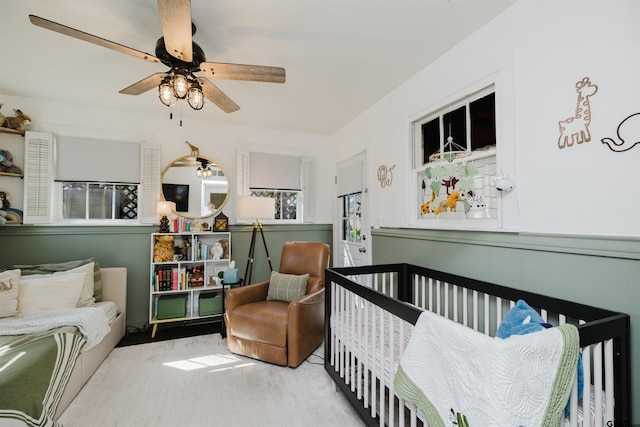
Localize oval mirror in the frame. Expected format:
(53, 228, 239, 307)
(161, 154, 229, 220)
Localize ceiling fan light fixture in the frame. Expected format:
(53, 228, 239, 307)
(187, 81, 204, 110)
(158, 77, 177, 106)
(172, 72, 189, 99)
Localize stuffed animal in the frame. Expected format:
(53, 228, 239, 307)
(0, 191, 9, 209)
(0, 210, 7, 225)
(435, 191, 463, 214)
(153, 235, 175, 262)
(211, 242, 223, 260)
(0, 150, 23, 175)
(175, 236, 191, 261)
(419, 192, 436, 214)
(0, 108, 32, 133)
(219, 239, 229, 259)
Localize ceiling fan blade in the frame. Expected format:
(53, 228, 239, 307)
(157, 0, 193, 63)
(119, 73, 169, 95)
(200, 62, 286, 83)
(196, 78, 240, 113)
(29, 15, 159, 64)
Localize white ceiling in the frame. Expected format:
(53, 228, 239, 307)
(0, 0, 515, 135)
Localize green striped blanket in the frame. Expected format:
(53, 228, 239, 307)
(394, 310, 579, 427)
(0, 327, 86, 427)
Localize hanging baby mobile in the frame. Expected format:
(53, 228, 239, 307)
(377, 164, 396, 188)
(419, 129, 492, 219)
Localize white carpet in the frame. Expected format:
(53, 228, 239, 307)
(58, 334, 364, 427)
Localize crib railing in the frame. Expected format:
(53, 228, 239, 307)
(324, 264, 631, 427)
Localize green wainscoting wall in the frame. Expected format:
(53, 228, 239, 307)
(0, 224, 332, 330)
(371, 227, 640, 418)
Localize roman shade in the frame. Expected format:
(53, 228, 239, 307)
(248, 152, 301, 191)
(337, 160, 362, 197)
(55, 136, 141, 183)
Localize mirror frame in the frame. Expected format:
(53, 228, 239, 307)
(160, 154, 230, 220)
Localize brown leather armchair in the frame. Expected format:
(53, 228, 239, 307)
(225, 241, 330, 368)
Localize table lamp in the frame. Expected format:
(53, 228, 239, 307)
(157, 201, 175, 233)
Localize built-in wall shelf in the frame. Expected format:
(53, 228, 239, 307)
(0, 172, 23, 178)
(0, 127, 24, 136)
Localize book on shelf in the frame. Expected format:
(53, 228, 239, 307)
(171, 217, 192, 233)
(171, 268, 179, 291)
(155, 265, 207, 291)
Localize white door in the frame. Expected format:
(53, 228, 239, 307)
(335, 152, 371, 267)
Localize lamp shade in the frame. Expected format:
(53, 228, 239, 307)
(238, 196, 275, 220)
(157, 201, 175, 216)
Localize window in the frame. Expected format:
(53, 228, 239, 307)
(22, 132, 159, 225)
(412, 85, 499, 224)
(237, 150, 316, 223)
(62, 182, 138, 220)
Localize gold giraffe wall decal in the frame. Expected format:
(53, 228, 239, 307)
(558, 77, 598, 149)
(377, 164, 396, 188)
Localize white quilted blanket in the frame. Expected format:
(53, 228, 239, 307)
(0, 307, 110, 351)
(394, 310, 579, 427)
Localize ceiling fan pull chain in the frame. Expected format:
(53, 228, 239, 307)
(180, 104, 183, 126)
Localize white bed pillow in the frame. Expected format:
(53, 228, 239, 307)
(22, 262, 96, 307)
(18, 272, 87, 313)
(0, 269, 21, 318)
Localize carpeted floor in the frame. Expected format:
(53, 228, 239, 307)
(60, 333, 364, 427)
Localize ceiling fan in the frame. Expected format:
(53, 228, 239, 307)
(28, 0, 285, 113)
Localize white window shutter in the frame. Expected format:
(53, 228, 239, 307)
(302, 157, 316, 223)
(139, 143, 160, 224)
(236, 149, 250, 196)
(23, 131, 53, 224)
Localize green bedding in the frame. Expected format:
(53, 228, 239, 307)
(0, 327, 86, 427)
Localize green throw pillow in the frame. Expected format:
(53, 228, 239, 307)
(12, 257, 103, 302)
(266, 271, 310, 302)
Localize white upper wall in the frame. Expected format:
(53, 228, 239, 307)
(0, 94, 333, 224)
(331, 0, 640, 238)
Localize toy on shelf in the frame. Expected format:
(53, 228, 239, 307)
(0, 104, 31, 134)
(0, 150, 23, 175)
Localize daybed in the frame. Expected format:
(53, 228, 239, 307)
(0, 263, 127, 426)
(55, 267, 127, 418)
(325, 264, 631, 427)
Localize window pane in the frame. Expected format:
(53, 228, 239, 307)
(470, 92, 496, 151)
(62, 183, 87, 219)
(117, 184, 138, 220)
(421, 119, 440, 164)
(443, 106, 467, 149)
(88, 183, 113, 219)
(279, 192, 298, 220)
(341, 192, 362, 243)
